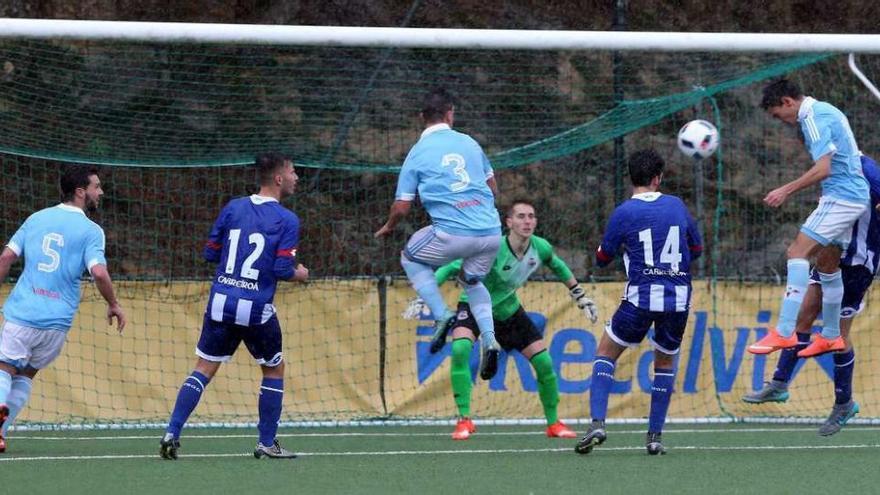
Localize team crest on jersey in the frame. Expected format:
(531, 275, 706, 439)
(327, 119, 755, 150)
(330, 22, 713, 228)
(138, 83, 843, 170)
(528, 257, 537, 267)
(457, 310, 470, 320)
(502, 265, 512, 271)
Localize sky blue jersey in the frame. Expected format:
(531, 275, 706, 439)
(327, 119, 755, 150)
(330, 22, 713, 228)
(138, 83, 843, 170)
(798, 97, 869, 205)
(395, 123, 501, 236)
(204, 195, 300, 327)
(3, 204, 107, 331)
(597, 193, 703, 313)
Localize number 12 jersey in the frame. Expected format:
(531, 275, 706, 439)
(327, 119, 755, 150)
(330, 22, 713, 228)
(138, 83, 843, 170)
(204, 195, 300, 327)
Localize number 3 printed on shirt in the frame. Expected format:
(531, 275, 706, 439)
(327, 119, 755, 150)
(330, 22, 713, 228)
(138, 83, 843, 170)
(442, 153, 470, 192)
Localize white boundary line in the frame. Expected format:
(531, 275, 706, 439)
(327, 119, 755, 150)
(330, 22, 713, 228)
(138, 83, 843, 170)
(15, 416, 880, 432)
(1, 19, 880, 52)
(11, 426, 880, 441)
(2, 444, 879, 462)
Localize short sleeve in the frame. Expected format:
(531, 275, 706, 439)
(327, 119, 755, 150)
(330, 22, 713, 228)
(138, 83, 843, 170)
(6, 217, 28, 256)
(801, 114, 836, 162)
(481, 148, 494, 180)
(395, 152, 419, 201)
(84, 225, 107, 272)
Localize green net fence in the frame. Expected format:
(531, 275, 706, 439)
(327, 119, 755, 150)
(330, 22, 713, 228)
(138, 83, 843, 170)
(1, 39, 879, 427)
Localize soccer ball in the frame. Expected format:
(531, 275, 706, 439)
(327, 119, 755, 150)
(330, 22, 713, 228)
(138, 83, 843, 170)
(677, 119, 719, 159)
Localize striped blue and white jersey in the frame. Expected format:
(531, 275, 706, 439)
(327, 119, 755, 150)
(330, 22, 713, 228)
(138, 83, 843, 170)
(395, 123, 501, 237)
(596, 192, 702, 312)
(798, 97, 869, 205)
(841, 154, 880, 273)
(204, 195, 299, 327)
(3, 204, 106, 331)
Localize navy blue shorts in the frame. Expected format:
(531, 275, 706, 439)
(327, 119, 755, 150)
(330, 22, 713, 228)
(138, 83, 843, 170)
(606, 301, 689, 355)
(810, 265, 875, 319)
(196, 313, 283, 367)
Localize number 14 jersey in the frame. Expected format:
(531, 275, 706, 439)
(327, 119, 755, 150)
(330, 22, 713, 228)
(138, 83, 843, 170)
(596, 192, 702, 313)
(204, 195, 300, 327)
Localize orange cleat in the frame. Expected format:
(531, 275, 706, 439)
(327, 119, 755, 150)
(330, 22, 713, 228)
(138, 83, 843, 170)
(747, 328, 798, 354)
(451, 418, 476, 440)
(797, 335, 845, 358)
(0, 404, 7, 454)
(545, 421, 577, 438)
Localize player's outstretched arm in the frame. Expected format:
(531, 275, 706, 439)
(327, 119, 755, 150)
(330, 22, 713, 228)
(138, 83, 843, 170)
(764, 154, 831, 207)
(90, 264, 126, 334)
(375, 200, 412, 238)
(0, 247, 19, 282)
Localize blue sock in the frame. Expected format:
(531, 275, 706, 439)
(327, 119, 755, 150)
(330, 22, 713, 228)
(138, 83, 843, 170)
(778, 259, 810, 337)
(464, 281, 496, 344)
(833, 350, 855, 405)
(819, 271, 843, 338)
(772, 333, 811, 384)
(3, 376, 32, 436)
(258, 377, 284, 446)
(649, 368, 675, 433)
(0, 369, 12, 405)
(590, 357, 616, 421)
(401, 258, 450, 320)
(166, 371, 210, 438)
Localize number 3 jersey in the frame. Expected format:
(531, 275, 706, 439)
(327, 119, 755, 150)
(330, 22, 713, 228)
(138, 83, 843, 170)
(596, 192, 702, 312)
(3, 204, 107, 331)
(204, 195, 300, 327)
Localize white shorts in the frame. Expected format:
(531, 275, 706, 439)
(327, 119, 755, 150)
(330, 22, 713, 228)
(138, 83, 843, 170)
(403, 226, 501, 280)
(0, 321, 68, 370)
(801, 196, 868, 250)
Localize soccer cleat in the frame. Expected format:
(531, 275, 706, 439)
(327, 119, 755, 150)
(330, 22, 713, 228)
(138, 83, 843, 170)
(159, 432, 180, 460)
(818, 400, 859, 437)
(478, 339, 501, 380)
(747, 328, 798, 355)
(741, 381, 790, 404)
(546, 421, 577, 439)
(429, 310, 457, 354)
(797, 335, 845, 358)
(574, 420, 607, 455)
(451, 418, 476, 440)
(646, 432, 666, 455)
(254, 439, 297, 459)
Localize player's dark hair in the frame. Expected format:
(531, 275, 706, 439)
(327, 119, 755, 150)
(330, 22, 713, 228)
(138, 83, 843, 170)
(256, 152, 291, 186)
(628, 149, 665, 187)
(760, 79, 803, 110)
(506, 199, 535, 218)
(59, 165, 99, 202)
(421, 87, 456, 123)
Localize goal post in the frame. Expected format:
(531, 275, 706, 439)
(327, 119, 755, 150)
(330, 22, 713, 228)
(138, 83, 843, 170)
(2, 19, 880, 429)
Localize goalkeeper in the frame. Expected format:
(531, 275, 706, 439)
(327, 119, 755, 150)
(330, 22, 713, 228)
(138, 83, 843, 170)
(406, 199, 597, 440)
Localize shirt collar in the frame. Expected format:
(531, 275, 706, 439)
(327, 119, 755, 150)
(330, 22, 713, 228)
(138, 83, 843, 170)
(631, 192, 662, 202)
(421, 123, 451, 139)
(250, 194, 278, 205)
(797, 96, 816, 121)
(56, 203, 86, 216)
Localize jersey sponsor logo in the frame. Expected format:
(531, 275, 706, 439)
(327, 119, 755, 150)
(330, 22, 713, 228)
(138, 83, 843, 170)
(32, 287, 61, 299)
(454, 199, 482, 209)
(216, 275, 260, 291)
(642, 267, 687, 277)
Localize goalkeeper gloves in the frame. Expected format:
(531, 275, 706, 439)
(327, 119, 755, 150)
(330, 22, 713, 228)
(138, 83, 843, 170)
(569, 284, 598, 323)
(401, 297, 426, 320)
